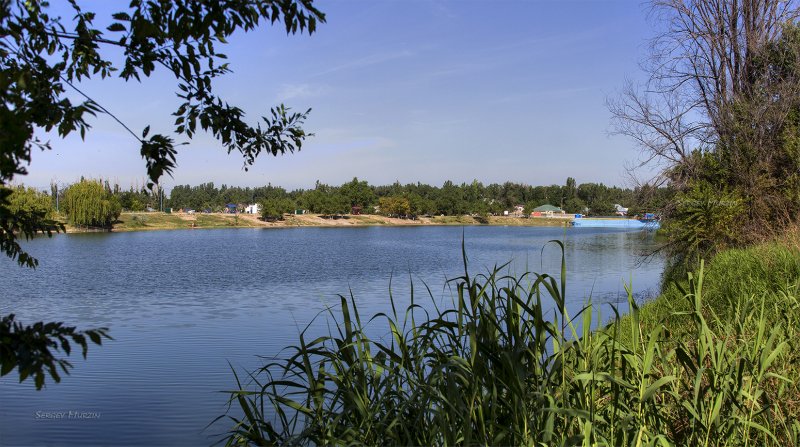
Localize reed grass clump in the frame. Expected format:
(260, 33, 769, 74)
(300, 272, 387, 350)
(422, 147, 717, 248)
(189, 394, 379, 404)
(219, 241, 800, 446)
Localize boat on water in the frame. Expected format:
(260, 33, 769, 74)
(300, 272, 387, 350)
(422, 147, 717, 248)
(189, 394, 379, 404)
(570, 215, 660, 230)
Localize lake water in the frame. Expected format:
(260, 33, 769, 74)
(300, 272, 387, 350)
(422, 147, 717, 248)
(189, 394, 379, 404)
(0, 226, 663, 446)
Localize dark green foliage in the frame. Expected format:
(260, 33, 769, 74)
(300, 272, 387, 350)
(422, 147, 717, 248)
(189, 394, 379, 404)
(106, 182, 165, 212)
(0, 314, 110, 390)
(170, 182, 225, 211)
(300, 184, 349, 216)
(406, 191, 437, 215)
(118, 189, 150, 211)
(435, 179, 468, 215)
(259, 198, 294, 220)
(0, 186, 62, 268)
(662, 181, 744, 276)
(338, 177, 375, 208)
(575, 182, 618, 215)
(220, 245, 800, 446)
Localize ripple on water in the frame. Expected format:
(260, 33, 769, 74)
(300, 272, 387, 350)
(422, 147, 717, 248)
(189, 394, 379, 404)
(0, 226, 664, 446)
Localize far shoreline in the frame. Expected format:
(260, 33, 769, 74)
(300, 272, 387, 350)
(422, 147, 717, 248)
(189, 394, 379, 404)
(64, 212, 572, 234)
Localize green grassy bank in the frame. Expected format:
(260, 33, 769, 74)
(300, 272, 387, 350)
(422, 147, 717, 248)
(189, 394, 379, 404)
(111, 212, 262, 231)
(220, 237, 800, 446)
(618, 235, 800, 345)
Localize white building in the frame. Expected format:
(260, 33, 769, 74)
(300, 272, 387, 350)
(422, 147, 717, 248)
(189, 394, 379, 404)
(245, 204, 261, 215)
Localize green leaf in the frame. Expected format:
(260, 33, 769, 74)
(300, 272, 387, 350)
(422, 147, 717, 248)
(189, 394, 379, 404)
(0, 359, 14, 377)
(87, 331, 102, 345)
(642, 375, 676, 402)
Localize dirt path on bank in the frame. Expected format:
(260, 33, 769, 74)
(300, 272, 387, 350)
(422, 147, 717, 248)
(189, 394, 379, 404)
(65, 212, 570, 233)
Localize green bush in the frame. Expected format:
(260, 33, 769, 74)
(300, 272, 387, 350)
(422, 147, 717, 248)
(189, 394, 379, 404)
(259, 198, 295, 221)
(662, 181, 744, 281)
(6, 186, 53, 220)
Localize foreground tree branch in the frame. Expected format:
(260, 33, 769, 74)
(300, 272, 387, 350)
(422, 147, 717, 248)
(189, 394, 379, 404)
(0, 0, 324, 389)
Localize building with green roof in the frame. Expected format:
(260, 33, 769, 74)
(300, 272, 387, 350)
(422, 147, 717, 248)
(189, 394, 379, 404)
(532, 204, 563, 213)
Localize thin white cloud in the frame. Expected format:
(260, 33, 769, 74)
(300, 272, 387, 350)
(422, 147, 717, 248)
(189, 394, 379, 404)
(308, 50, 415, 78)
(490, 86, 596, 104)
(274, 83, 327, 102)
(403, 26, 614, 86)
(313, 135, 396, 154)
(429, 0, 457, 19)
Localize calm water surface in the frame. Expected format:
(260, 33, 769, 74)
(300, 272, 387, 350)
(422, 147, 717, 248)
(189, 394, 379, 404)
(0, 226, 663, 446)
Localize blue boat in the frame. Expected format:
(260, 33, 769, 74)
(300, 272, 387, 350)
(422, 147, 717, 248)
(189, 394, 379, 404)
(570, 216, 660, 230)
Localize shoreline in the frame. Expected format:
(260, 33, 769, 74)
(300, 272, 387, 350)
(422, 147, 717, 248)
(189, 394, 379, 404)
(64, 212, 571, 233)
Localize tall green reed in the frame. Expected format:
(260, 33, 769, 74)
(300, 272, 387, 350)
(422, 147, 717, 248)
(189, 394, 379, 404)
(217, 242, 799, 446)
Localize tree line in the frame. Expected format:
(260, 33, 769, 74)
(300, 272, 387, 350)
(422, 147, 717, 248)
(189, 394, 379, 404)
(167, 177, 674, 217)
(6, 177, 674, 227)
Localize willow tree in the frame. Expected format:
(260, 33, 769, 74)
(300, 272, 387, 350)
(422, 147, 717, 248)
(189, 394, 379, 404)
(63, 180, 121, 228)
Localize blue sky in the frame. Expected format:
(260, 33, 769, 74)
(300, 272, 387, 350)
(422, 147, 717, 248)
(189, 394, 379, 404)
(26, 0, 655, 191)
